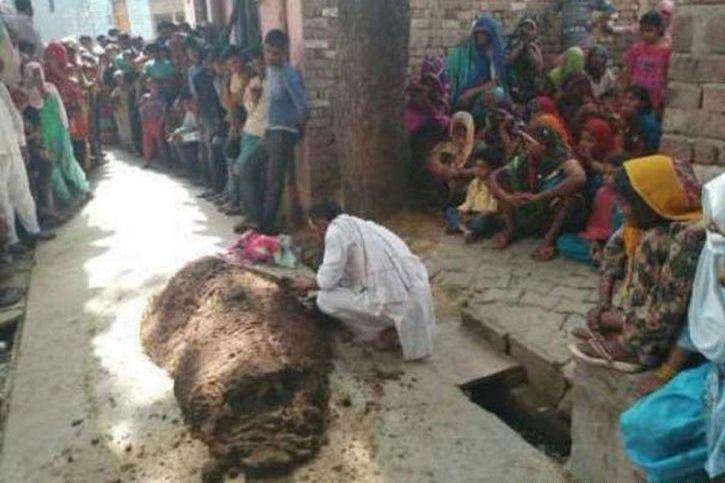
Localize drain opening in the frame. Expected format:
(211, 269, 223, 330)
(461, 371, 571, 462)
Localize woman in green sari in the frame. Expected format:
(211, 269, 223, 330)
(23, 62, 90, 205)
(489, 125, 587, 261)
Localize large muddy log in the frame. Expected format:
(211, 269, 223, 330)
(140, 256, 330, 477)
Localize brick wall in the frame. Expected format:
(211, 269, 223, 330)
(660, 0, 725, 182)
(407, 0, 652, 76)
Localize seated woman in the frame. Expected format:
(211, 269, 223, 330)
(570, 156, 705, 372)
(489, 125, 587, 262)
(530, 112, 572, 150)
(446, 15, 508, 112)
(557, 119, 623, 266)
(507, 16, 544, 105)
(476, 99, 521, 164)
(619, 173, 725, 483)
(425, 111, 476, 209)
(557, 72, 596, 128)
(622, 85, 662, 156)
(585, 45, 616, 100)
(545, 46, 585, 97)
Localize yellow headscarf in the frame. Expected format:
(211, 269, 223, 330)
(621, 155, 703, 257)
(449, 111, 475, 168)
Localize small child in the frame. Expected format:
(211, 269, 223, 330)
(623, 11, 671, 112)
(111, 71, 132, 149)
(138, 79, 168, 168)
(622, 85, 662, 156)
(168, 92, 201, 179)
(443, 147, 499, 243)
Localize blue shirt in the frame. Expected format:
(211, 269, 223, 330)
(266, 63, 310, 133)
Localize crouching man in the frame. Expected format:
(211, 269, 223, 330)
(294, 202, 435, 361)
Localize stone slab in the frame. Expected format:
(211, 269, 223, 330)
(570, 362, 649, 483)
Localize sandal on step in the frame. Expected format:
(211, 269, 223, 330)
(569, 336, 644, 373)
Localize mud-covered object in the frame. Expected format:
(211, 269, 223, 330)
(140, 256, 330, 476)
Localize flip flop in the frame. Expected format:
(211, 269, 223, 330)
(568, 339, 644, 373)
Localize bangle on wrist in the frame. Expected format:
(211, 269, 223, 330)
(655, 364, 676, 383)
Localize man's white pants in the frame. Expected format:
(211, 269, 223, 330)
(0, 153, 40, 245)
(317, 287, 398, 342)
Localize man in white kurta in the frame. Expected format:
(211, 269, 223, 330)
(0, 78, 43, 249)
(298, 203, 435, 361)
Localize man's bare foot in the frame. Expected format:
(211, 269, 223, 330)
(492, 230, 513, 250)
(372, 328, 400, 352)
(532, 244, 557, 262)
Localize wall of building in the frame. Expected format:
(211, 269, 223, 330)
(34, 0, 115, 41)
(660, 0, 725, 182)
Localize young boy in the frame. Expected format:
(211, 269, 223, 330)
(243, 30, 309, 235)
(138, 79, 168, 168)
(622, 11, 671, 112)
(444, 147, 499, 243)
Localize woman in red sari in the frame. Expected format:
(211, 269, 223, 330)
(44, 42, 91, 170)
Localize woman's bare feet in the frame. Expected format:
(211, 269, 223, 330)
(492, 230, 514, 250)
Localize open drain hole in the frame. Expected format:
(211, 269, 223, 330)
(461, 371, 571, 462)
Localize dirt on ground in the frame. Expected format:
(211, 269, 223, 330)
(140, 256, 331, 480)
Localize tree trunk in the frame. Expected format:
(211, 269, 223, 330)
(334, 0, 410, 218)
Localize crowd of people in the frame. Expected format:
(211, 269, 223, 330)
(0, 0, 309, 265)
(405, 4, 723, 482)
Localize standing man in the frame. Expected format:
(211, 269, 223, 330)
(294, 202, 436, 361)
(243, 29, 309, 235)
(1, 0, 41, 57)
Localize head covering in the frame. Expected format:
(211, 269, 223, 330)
(420, 55, 450, 97)
(43, 42, 82, 106)
(449, 111, 475, 167)
(532, 96, 558, 116)
(620, 156, 702, 259)
(581, 117, 615, 159)
(688, 173, 725, 363)
(532, 113, 572, 148)
(624, 156, 703, 224)
(656, 0, 676, 18)
(22, 61, 47, 109)
(549, 47, 585, 89)
(471, 15, 508, 90)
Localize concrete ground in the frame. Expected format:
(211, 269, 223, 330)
(0, 150, 567, 482)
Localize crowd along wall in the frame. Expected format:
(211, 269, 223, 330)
(660, 0, 725, 182)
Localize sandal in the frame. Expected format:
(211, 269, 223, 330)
(569, 336, 643, 373)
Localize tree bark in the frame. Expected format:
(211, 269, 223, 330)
(334, 0, 411, 218)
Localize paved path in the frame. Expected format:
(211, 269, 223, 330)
(0, 151, 568, 482)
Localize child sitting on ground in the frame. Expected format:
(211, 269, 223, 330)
(444, 147, 499, 243)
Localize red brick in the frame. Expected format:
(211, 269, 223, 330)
(699, 111, 725, 140)
(670, 53, 725, 83)
(663, 108, 700, 137)
(704, 13, 725, 54)
(660, 134, 694, 163)
(666, 82, 702, 110)
(672, 13, 694, 53)
(702, 84, 725, 112)
(693, 138, 725, 165)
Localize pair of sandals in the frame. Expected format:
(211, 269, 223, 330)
(569, 326, 643, 373)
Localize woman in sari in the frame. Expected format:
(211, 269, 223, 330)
(619, 173, 725, 483)
(489, 125, 587, 261)
(546, 46, 585, 96)
(557, 118, 622, 265)
(446, 15, 508, 111)
(507, 16, 544, 105)
(425, 111, 476, 209)
(44, 42, 91, 171)
(23, 62, 90, 205)
(530, 112, 572, 149)
(570, 156, 704, 371)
